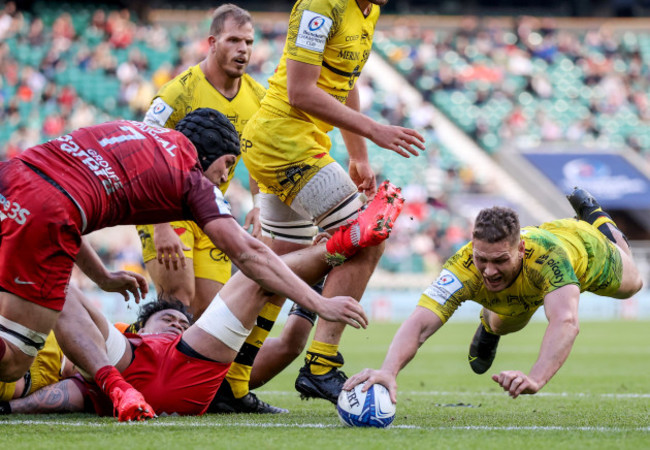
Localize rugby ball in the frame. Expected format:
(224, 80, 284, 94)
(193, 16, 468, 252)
(336, 383, 396, 428)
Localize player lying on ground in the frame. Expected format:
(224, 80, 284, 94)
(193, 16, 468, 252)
(0, 106, 393, 419)
(344, 189, 643, 402)
(1, 185, 404, 418)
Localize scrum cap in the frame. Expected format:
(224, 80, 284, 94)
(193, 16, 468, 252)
(175, 108, 240, 171)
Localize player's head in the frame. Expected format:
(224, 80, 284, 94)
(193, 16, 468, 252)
(175, 107, 240, 174)
(368, 0, 389, 5)
(471, 206, 524, 292)
(126, 298, 192, 336)
(208, 4, 254, 78)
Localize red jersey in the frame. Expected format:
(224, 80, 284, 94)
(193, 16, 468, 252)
(81, 333, 230, 416)
(16, 120, 232, 233)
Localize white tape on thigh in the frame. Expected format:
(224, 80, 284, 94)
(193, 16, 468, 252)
(104, 317, 127, 366)
(260, 218, 318, 244)
(292, 163, 365, 230)
(0, 315, 48, 357)
(195, 294, 251, 352)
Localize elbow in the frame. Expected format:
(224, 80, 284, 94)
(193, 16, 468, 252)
(564, 317, 580, 340)
(287, 86, 308, 110)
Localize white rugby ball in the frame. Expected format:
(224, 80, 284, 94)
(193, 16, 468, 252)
(336, 383, 396, 428)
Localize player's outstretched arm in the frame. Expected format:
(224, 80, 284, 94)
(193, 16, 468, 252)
(7, 379, 85, 414)
(492, 284, 580, 398)
(344, 307, 444, 403)
(203, 218, 367, 329)
(75, 238, 148, 303)
(285, 59, 425, 158)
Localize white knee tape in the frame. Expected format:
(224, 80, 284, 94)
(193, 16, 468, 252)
(195, 294, 251, 352)
(260, 218, 318, 244)
(104, 317, 127, 366)
(0, 315, 47, 357)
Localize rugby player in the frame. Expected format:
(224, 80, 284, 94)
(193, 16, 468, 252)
(344, 190, 643, 402)
(241, 0, 425, 404)
(136, 4, 287, 414)
(0, 107, 380, 421)
(0, 182, 404, 418)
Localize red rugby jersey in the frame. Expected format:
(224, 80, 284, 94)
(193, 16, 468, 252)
(17, 120, 232, 232)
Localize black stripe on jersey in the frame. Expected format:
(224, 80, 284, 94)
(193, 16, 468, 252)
(322, 60, 361, 78)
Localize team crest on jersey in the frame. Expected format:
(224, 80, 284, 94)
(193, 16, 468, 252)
(423, 269, 463, 305)
(296, 10, 332, 52)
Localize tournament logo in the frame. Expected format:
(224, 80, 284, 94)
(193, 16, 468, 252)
(153, 103, 166, 115)
(437, 274, 456, 286)
(308, 16, 326, 31)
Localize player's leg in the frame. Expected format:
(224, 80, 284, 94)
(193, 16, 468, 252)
(468, 308, 533, 374)
(209, 204, 314, 413)
(294, 178, 400, 403)
(0, 293, 57, 382)
(249, 297, 319, 390)
(139, 222, 197, 308)
(54, 285, 153, 421)
(2, 378, 85, 415)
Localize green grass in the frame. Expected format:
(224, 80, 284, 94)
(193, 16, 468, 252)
(2, 321, 649, 449)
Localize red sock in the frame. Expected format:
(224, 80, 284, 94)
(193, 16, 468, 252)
(94, 365, 132, 396)
(0, 338, 6, 362)
(326, 224, 359, 259)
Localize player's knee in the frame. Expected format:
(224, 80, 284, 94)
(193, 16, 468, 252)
(0, 346, 33, 382)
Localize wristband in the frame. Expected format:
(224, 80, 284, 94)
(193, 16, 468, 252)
(253, 193, 261, 209)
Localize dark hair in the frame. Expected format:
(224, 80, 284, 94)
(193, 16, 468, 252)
(175, 107, 240, 171)
(125, 297, 193, 334)
(209, 4, 252, 36)
(472, 206, 520, 245)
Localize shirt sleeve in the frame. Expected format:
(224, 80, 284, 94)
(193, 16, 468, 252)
(286, 0, 339, 65)
(417, 245, 478, 324)
(183, 169, 235, 228)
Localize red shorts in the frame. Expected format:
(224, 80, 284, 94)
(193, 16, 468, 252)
(86, 333, 230, 416)
(0, 160, 82, 311)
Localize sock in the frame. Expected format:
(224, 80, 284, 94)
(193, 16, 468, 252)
(225, 302, 281, 399)
(326, 224, 361, 259)
(94, 365, 132, 397)
(305, 341, 343, 376)
(0, 401, 11, 415)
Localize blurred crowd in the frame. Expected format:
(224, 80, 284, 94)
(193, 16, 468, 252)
(375, 16, 650, 155)
(5, 4, 647, 282)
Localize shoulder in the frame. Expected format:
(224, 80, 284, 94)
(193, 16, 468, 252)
(241, 74, 267, 101)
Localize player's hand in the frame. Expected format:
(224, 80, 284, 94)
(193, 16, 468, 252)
(153, 223, 190, 270)
(349, 159, 376, 198)
(243, 207, 261, 238)
(314, 296, 368, 329)
(370, 124, 425, 158)
(343, 369, 398, 404)
(492, 370, 541, 399)
(96, 271, 149, 304)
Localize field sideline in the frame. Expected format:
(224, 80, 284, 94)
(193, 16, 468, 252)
(2, 320, 648, 449)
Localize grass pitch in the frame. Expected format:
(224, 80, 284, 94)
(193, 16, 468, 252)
(2, 320, 648, 449)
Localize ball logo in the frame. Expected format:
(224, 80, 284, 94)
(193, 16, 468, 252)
(308, 16, 326, 31)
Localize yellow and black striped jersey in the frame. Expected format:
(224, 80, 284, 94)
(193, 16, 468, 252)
(418, 219, 623, 324)
(262, 0, 379, 133)
(143, 64, 266, 193)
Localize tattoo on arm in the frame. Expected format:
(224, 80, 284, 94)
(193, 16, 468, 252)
(10, 380, 84, 414)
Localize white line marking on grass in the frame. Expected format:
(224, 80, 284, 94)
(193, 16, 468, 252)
(1, 420, 648, 432)
(261, 390, 650, 398)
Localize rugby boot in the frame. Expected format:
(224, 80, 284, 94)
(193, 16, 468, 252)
(208, 379, 288, 414)
(468, 324, 501, 375)
(110, 387, 156, 422)
(295, 351, 347, 404)
(325, 180, 404, 262)
(566, 187, 627, 245)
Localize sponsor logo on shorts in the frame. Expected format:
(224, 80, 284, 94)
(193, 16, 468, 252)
(14, 277, 35, 285)
(296, 10, 332, 52)
(0, 194, 30, 225)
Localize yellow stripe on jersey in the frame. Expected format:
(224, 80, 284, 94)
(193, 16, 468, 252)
(143, 64, 266, 194)
(262, 0, 380, 133)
